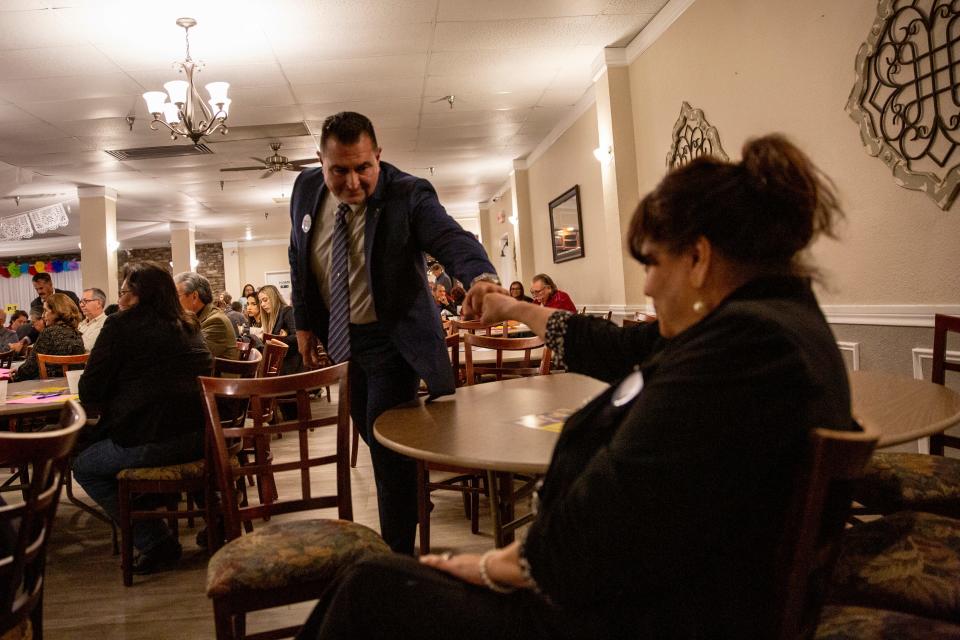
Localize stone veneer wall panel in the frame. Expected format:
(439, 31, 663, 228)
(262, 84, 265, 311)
(116, 243, 225, 294)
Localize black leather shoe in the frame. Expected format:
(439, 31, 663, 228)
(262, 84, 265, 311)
(132, 537, 182, 575)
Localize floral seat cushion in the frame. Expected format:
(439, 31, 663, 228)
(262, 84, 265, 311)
(0, 618, 30, 640)
(206, 519, 390, 597)
(828, 511, 960, 622)
(816, 605, 960, 639)
(854, 452, 960, 519)
(116, 459, 206, 481)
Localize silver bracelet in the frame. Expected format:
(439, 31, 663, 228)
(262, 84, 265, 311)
(478, 549, 516, 594)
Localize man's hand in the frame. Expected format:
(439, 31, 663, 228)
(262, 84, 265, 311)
(461, 281, 508, 319)
(296, 329, 320, 369)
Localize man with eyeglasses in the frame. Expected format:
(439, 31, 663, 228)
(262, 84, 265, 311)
(78, 287, 108, 351)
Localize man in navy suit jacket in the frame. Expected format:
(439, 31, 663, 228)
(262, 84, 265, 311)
(289, 112, 499, 553)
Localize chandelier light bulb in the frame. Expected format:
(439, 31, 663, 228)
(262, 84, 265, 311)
(162, 103, 181, 125)
(209, 97, 231, 117)
(142, 91, 168, 115)
(205, 82, 230, 105)
(163, 80, 189, 106)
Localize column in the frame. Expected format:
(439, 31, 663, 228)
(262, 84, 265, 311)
(509, 160, 535, 286)
(170, 222, 196, 275)
(477, 200, 494, 260)
(78, 186, 119, 302)
(594, 49, 642, 309)
(222, 241, 241, 297)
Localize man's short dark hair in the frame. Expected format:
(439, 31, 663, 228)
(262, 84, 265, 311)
(320, 112, 378, 151)
(10, 310, 27, 322)
(32, 272, 52, 284)
(231, 301, 242, 312)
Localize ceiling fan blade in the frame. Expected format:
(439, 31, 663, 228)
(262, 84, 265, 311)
(289, 158, 320, 168)
(260, 170, 274, 179)
(283, 166, 305, 172)
(220, 166, 266, 172)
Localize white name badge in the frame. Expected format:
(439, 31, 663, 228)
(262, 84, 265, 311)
(302, 214, 312, 234)
(612, 369, 644, 407)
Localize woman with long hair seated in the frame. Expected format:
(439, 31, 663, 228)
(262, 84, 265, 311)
(10, 293, 84, 381)
(257, 284, 302, 375)
(297, 135, 855, 639)
(73, 261, 213, 574)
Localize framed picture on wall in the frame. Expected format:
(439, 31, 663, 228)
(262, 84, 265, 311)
(548, 185, 584, 263)
(264, 270, 292, 303)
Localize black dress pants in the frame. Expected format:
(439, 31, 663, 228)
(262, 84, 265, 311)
(296, 554, 597, 640)
(348, 322, 421, 554)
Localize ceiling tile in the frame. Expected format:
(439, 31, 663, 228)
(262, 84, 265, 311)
(0, 9, 87, 50)
(438, 0, 607, 21)
(221, 104, 305, 127)
(0, 73, 145, 105)
(282, 54, 428, 85)
(578, 12, 655, 47)
(0, 46, 121, 81)
(420, 109, 531, 128)
(301, 97, 421, 122)
(128, 63, 288, 93)
(539, 86, 591, 107)
(422, 91, 541, 112)
(226, 85, 297, 108)
(424, 73, 551, 96)
(269, 21, 434, 62)
(292, 78, 423, 104)
(433, 17, 594, 50)
(603, 0, 669, 15)
(23, 97, 138, 124)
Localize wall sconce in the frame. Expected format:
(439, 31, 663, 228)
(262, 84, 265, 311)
(508, 214, 518, 226)
(593, 145, 613, 166)
(108, 239, 120, 252)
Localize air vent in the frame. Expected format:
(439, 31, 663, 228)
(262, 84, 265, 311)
(105, 143, 213, 161)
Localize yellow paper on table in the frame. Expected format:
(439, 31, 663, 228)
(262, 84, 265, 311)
(512, 408, 574, 433)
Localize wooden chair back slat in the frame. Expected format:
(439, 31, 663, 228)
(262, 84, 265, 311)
(37, 353, 88, 379)
(212, 349, 262, 378)
(260, 339, 289, 378)
(200, 365, 352, 542)
(773, 422, 879, 640)
(462, 333, 551, 384)
(0, 401, 84, 638)
(449, 319, 505, 336)
(930, 314, 960, 454)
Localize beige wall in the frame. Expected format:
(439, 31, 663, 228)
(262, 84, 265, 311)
(238, 243, 290, 295)
(526, 104, 608, 306)
(479, 187, 523, 285)
(628, 0, 960, 305)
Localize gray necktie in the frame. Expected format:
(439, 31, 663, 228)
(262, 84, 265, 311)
(327, 203, 351, 363)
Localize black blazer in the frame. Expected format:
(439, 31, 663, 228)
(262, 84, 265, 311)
(523, 277, 854, 638)
(79, 310, 213, 448)
(289, 162, 495, 396)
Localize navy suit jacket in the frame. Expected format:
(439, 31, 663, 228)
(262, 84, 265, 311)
(288, 161, 495, 397)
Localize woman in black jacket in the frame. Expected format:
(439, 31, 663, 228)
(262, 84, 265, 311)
(257, 284, 302, 375)
(298, 135, 855, 639)
(73, 261, 213, 575)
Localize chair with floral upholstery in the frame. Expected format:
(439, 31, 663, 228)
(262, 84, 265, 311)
(826, 510, 960, 630)
(201, 365, 389, 640)
(116, 350, 262, 586)
(769, 421, 878, 639)
(853, 314, 960, 520)
(0, 401, 84, 640)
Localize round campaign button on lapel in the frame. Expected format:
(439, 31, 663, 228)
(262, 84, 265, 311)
(302, 214, 312, 234)
(612, 369, 644, 407)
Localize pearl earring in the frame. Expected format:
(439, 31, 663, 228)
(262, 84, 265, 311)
(692, 300, 705, 313)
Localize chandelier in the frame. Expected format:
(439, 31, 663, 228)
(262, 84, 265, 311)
(142, 18, 230, 144)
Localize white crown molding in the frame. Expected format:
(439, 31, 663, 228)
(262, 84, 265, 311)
(239, 238, 288, 249)
(625, 0, 699, 65)
(822, 305, 960, 327)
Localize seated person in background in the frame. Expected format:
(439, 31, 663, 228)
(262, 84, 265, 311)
(433, 284, 457, 317)
(174, 272, 239, 360)
(241, 283, 257, 299)
(241, 294, 264, 348)
(13, 310, 43, 345)
(508, 280, 533, 303)
(8, 310, 27, 334)
(226, 300, 246, 333)
(299, 135, 854, 639)
(448, 284, 466, 312)
(530, 273, 577, 312)
(74, 261, 213, 575)
(258, 284, 301, 374)
(78, 287, 107, 351)
(0, 310, 18, 346)
(10, 293, 85, 381)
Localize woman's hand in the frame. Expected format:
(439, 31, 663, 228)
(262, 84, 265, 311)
(419, 552, 485, 587)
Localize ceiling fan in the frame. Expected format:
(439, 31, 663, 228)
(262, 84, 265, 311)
(219, 142, 319, 179)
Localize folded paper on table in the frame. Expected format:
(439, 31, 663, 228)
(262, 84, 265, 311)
(6, 392, 78, 405)
(512, 408, 574, 433)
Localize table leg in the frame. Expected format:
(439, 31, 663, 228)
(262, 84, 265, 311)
(486, 470, 518, 548)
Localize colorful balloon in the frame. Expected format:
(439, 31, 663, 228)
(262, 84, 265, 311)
(45, 261, 53, 273)
(27, 265, 36, 276)
(34, 260, 45, 273)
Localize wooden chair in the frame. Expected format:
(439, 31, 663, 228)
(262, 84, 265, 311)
(771, 422, 878, 639)
(37, 352, 88, 379)
(0, 401, 84, 640)
(259, 339, 288, 378)
(116, 351, 262, 586)
(604, 310, 613, 321)
(852, 314, 960, 519)
(462, 334, 551, 384)
(201, 366, 389, 640)
(418, 334, 552, 553)
(235, 341, 252, 361)
(449, 319, 504, 336)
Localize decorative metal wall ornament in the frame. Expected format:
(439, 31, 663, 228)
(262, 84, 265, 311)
(848, 0, 960, 210)
(666, 101, 729, 169)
